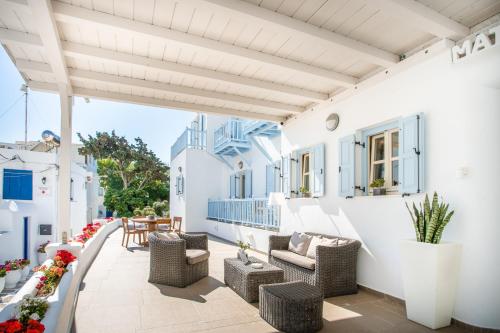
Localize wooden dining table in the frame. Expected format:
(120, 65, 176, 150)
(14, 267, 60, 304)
(130, 217, 171, 245)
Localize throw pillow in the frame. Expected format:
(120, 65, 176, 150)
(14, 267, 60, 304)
(288, 232, 313, 256)
(306, 236, 337, 259)
(157, 232, 180, 240)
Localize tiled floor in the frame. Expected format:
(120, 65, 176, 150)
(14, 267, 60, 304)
(73, 229, 469, 333)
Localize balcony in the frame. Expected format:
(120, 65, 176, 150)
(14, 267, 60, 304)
(243, 121, 280, 137)
(171, 128, 206, 160)
(207, 198, 279, 230)
(213, 119, 250, 156)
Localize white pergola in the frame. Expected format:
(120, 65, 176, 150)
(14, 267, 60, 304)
(0, 0, 498, 241)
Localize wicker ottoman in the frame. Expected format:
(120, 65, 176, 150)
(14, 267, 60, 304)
(259, 281, 323, 333)
(224, 257, 284, 303)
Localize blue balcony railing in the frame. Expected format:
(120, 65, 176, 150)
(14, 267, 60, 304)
(171, 128, 206, 160)
(207, 198, 280, 229)
(243, 121, 280, 137)
(213, 119, 250, 156)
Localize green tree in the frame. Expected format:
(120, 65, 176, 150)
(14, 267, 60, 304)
(78, 131, 169, 216)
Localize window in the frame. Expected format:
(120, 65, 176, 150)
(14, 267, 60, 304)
(230, 170, 252, 198)
(368, 129, 399, 193)
(176, 175, 184, 195)
(281, 143, 325, 199)
(338, 114, 424, 198)
(2, 169, 33, 200)
(70, 178, 74, 201)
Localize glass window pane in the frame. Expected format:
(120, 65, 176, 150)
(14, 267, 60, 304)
(392, 132, 399, 157)
(392, 160, 399, 186)
(373, 163, 385, 180)
(304, 175, 310, 191)
(374, 137, 384, 161)
(303, 154, 309, 173)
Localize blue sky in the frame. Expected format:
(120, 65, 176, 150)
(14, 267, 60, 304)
(0, 47, 194, 163)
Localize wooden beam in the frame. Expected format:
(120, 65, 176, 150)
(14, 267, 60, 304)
(370, 0, 469, 39)
(51, 1, 357, 87)
(27, 81, 286, 122)
(15, 58, 52, 73)
(67, 68, 303, 114)
(194, 0, 399, 67)
(27, 0, 71, 92)
(0, 28, 328, 101)
(62, 41, 327, 102)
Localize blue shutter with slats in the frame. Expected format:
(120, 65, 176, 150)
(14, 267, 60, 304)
(312, 143, 325, 197)
(179, 176, 184, 195)
(399, 113, 425, 194)
(338, 135, 355, 198)
(235, 174, 241, 198)
(244, 170, 252, 198)
(230, 174, 235, 198)
(281, 154, 291, 199)
(266, 164, 274, 197)
(3, 169, 33, 200)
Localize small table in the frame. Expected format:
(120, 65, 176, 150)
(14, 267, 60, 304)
(224, 257, 283, 303)
(259, 281, 323, 333)
(131, 217, 160, 232)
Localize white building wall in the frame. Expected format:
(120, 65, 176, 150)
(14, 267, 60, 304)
(279, 48, 500, 328)
(170, 149, 187, 231)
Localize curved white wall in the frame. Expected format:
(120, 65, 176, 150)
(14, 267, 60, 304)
(279, 48, 500, 328)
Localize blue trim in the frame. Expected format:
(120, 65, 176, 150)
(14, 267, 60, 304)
(2, 169, 33, 200)
(23, 217, 29, 260)
(360, 120, 399, 195)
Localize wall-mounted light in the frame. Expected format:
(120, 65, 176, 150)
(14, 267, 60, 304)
(41, 176, 47, 185)
(178, 166, 182, 173)
(326, 113, 340, 131)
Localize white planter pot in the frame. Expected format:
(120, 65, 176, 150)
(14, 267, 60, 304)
(400, 240, 462, 329)
(21, 266, 30, 280)
(0, 276, 5, 293)
(37, 253, 47, 265)
(5, 269, 21, 289)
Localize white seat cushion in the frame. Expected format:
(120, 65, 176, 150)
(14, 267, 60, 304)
(157, 232, 180, 240)
(186, 249, 210, 265)
(271, 250, 315, 270)
(288, 232, 313, 256)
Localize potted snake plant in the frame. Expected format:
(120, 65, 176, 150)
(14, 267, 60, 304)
(400, 192, 461, 329)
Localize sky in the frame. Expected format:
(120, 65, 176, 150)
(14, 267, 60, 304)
(0, 47, 195, 163)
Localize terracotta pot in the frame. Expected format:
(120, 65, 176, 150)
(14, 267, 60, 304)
(5, 269, 21, 289)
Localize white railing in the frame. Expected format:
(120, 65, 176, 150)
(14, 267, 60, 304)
(171, 128, 206, 160)
(207, 198, 280, 229)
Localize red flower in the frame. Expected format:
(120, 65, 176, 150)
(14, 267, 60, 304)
(55, 250, 76, 266)
(26, 320, 45, 333)
(0, 319, 23, 333)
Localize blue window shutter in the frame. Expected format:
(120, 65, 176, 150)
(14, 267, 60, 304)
(230, 174, 235, 198)
(175, 176, 180, 195)
(312, 143, 325, 197)
(179, 176, 184, 195)
(281, 154, 291, 199)
(244, 170, 252, 198)
(3, 169, 33, 200)
(266, 164, 274, 197)
(235, 174, 241, 198)
(399, 113, 425, 194)
(338, 135, 355, 198)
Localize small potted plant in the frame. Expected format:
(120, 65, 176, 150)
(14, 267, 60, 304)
(143, 206, 156, 220)
(237, 240, 251, 263)
(400, 192, 460, 329)
(37, 241, 50, 265)
(133, 208, 143, 218)
(0, 267, 6, 293)
(19, 259, 31, 281)
(3, 260, 21, 289)
(370, 178, 386, 195)
(299, 186, 311, 198)
(153, 200, 169, 217)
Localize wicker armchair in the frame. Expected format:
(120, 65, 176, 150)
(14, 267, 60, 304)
(148, 232, 209, 287)
(268, 233, 361, 297)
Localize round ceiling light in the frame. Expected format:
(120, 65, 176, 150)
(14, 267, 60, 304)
(326, 113, 340, 131)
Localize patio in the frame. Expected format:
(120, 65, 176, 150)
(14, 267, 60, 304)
(72, 229, 467, 333)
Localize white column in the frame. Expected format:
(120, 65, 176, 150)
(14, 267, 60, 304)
(57, 84, 72, 243)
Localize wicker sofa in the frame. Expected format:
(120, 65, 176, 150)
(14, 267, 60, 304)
(148, 232, 209, 287)
(268, 233, 361, 297)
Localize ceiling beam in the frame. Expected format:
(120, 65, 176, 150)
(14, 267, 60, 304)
(0, 28, 43, 48)
(369, 0, 469, 39)
(16, 59, 303, 114)
(62, 42, 328, 102)
(27, 80, 285, 122)
(51, 1, 357, 87)
(193, 0, 399, 67)
(27, 0, 71, 93)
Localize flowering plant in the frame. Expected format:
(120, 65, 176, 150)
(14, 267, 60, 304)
(37, 241, 50, 254)
(16, 295, 49, 325)
(33, 265, 64, 296)
(0, 319, 45, 333)
(55, 250, 76, 266)
(0, 268, 6, 278)
(72, 223, 102, 244)
(18, 259, 30, 268)
(3, 260, 20, 271)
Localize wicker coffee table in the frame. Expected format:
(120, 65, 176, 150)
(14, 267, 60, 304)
(224, 257, 284, 303)
(259, 281, 324, 333)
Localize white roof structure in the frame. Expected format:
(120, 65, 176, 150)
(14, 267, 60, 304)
(1, 0, 499, 123)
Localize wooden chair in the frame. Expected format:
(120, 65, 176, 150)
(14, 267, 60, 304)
(121, 217, 146, 247)
(172, 216, 182, 234)
(156, 217, 171, 232)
